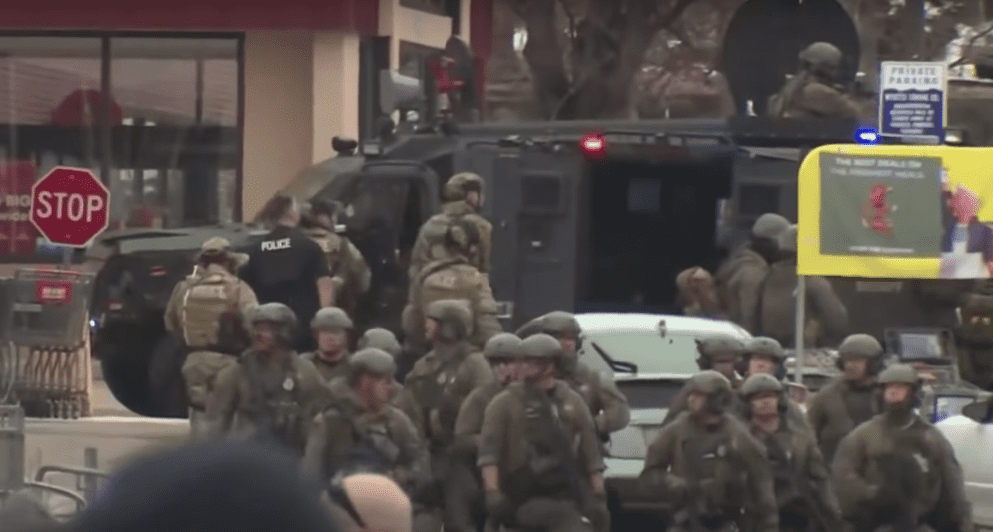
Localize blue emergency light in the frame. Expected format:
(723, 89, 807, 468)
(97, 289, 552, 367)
(854, 126, 880, 145)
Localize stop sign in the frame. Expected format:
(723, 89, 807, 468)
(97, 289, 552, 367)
(30, 167, 110, 247)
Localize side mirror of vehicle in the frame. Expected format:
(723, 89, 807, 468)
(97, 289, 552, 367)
(961, 398, 993, 424)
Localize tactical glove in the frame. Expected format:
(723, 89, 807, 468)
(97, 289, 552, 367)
(484, 490, 512, 522)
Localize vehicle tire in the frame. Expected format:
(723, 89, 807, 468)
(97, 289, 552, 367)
(147, 334, 189, 418)
(95, 324, 156, 416)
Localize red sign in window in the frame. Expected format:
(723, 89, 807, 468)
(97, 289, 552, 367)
(0, 161, 39, 255)
(35, 280, 74, 305)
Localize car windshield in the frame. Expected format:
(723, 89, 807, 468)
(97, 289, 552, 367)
(580, 330, 708, 375)
(616, 379, 686, 410)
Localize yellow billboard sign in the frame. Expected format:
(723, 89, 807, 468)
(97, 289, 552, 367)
(798, 144, 993, 279)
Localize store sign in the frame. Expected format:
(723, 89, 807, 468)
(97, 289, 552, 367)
(0, 162, 39, 255)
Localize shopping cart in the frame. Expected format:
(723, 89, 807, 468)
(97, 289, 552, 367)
(0, 268, 95, 418)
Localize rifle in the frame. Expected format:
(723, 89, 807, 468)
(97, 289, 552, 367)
(765, 437, 833, 532)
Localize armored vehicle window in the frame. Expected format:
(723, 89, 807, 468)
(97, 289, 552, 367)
(738, 183, 780, 216)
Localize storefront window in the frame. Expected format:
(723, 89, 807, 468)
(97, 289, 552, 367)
(0, 33, 242, 264)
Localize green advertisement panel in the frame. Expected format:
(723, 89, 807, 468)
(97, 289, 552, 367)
(820, 153, 943, 257)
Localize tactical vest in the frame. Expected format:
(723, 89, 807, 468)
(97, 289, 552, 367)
(180, 270, 243, 349)
(305, 228, 345, 277)
(322, 401, 403, 479)
(240, 353, 306, 452)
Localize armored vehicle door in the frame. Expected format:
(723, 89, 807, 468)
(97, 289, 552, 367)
(317, 160, 439, 332)
(455, 143, 580, 331)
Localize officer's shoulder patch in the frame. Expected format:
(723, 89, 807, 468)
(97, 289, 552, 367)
(426, 271, 458, 289)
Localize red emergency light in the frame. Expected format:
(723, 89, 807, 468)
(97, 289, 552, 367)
(581, 133, 606, 158)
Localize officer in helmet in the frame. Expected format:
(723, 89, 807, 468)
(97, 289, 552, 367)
(478, 334, 604, 532)
(299, 198, 371, 320)
(302, 348, 428, 495)
(767, 42, 861, 119)
(738, 337, 814, 432)
(448, 333, 525, 532)
(357, 328, 423, 437)
(832, 364, 973, 532)
(303, 307, 354, 383)
(806, 333, 886, 463)
(715, 213, 791, 333)
(409, 171, 493, 284)
(205, 303, 329, 455)
(639, 370, 779, 532)
(661, 336, 745, 428)
(740, 374, 842, 532)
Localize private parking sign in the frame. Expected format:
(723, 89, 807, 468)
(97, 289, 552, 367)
(879, 61, 947, 139)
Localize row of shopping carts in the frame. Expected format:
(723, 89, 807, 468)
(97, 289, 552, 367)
(0, 268, 94, 419)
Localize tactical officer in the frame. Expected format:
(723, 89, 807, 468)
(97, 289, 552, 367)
(303, 307, 353, 383)
(661, 336, 745, 427)
(410, 171, 493, 282)
(302, 348, 429, 493)
(954, 289, 993, 389)
(240, 194, 335, 353)
(516, 311, 631, 438)
(676, 266, 725, 319)
(757, 225, 849, 348)
(358, 327, 424, 436)
(300, 198, 371, 318)
(767, 42, 861, 119)
(478, 334, 605, 532)
(638, 370, 779, 532)
(740, 374, 842, 532)
(832, 364, 973, 532)
(403, 219, 501, 354)
(806, 334, 885, 464)
(404, 299, 495, 523)
(164, 237, 257, 438)
(205, 303, 330, 455)
(448, 333, 525, 532)
(738, 337, 815, 432)
(715, 213, 790, 334)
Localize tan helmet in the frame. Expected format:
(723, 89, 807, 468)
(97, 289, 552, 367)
(357, 328, 402, 358)
(877, 363, 919, 386)
(744, 337, 786, 361)
(519, 333, 563, 361)
(838, 333, 883, 360)
(740, 373, 784, 397)
(197, 236, 248, 268)
(484, 333, 524, 361)
(443, 172, 484, 202)
(751, 213, 790, 240)
(685, 370, 733, 395)
(311, 307, 353, 331)
(425, 299, 473, 341)
(349, 348, 398, 378)
(778, 225, 798, 253)
(250, 303, 298, 344)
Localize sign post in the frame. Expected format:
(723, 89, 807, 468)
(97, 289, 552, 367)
(878, 61, 948, 142)
(28, 167, 110, 266)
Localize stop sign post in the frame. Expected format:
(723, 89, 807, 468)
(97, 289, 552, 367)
(30, 167, 110, 253)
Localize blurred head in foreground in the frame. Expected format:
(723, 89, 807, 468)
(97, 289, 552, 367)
(326, 473, 411, 532)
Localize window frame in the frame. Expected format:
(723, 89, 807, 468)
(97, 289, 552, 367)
(0, 30, 245, 264)
(399, 0, 449, 17)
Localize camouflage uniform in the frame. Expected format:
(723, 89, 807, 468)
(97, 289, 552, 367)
(403, 220, 502, 353)
(832, 364, 974, 532)
(358, 328, 424, 436)
(767, 42, 861, 119)
(739, 337, 814, 433)
(806, 334, 884, 464)
(478, 335, 604, 532)
(410, 172, 493, 282)
(955, 287, 993, 389)
(448, 333, 525, 532)
(740, 374, 842, 532)
(302, 349, 429, 493)
(204, 303, 330, 456)
(661, 336, 745, 428)
(758, 225, 849, 348)
(715, 213, 790, 334)
(165, 237, 257, 438)
(301, 307, 353, 384)
(639, 371, 779, 532)
(300, 199, 371, 318)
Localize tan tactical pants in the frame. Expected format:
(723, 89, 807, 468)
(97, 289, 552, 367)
(181, 350, 237, 436)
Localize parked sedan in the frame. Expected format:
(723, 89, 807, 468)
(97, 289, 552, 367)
(935, 399, 993, 531)
(574, 313, 752, 515)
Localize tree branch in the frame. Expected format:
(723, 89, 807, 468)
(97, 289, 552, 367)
(948, 22, 993, 67)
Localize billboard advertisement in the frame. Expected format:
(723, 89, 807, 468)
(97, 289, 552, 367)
(798, 144, 993, 279)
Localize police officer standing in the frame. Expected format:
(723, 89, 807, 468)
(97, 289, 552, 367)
(806, 334, 885, 464)
(832, 364, 974, 532)
(240, 194, 335, 353)
(357, 328, 424, 435)
(164, 237, 257, 438)
(767, 42, 862, 119)
(715, 213, 790, 334)
(739, 374, 842, 532)
(450, 333, 524, 532)
(205, 303, 329, 456)
(300, 198, 371, 319)
(478, 334, 604, 532)
(302, 348, 428, 493)
(303, 307, 354, 383)
(954, 287, 993, 389)
(638, 370, 779, 532)
(661, 336, 745, 427)
(410, 172, 493, 283)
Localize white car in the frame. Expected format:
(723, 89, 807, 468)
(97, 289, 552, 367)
(935, 399, 993, 531)
(574, 312, 752, 514)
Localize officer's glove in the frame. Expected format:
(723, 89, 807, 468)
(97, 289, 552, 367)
(484, 490, 512, 522)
